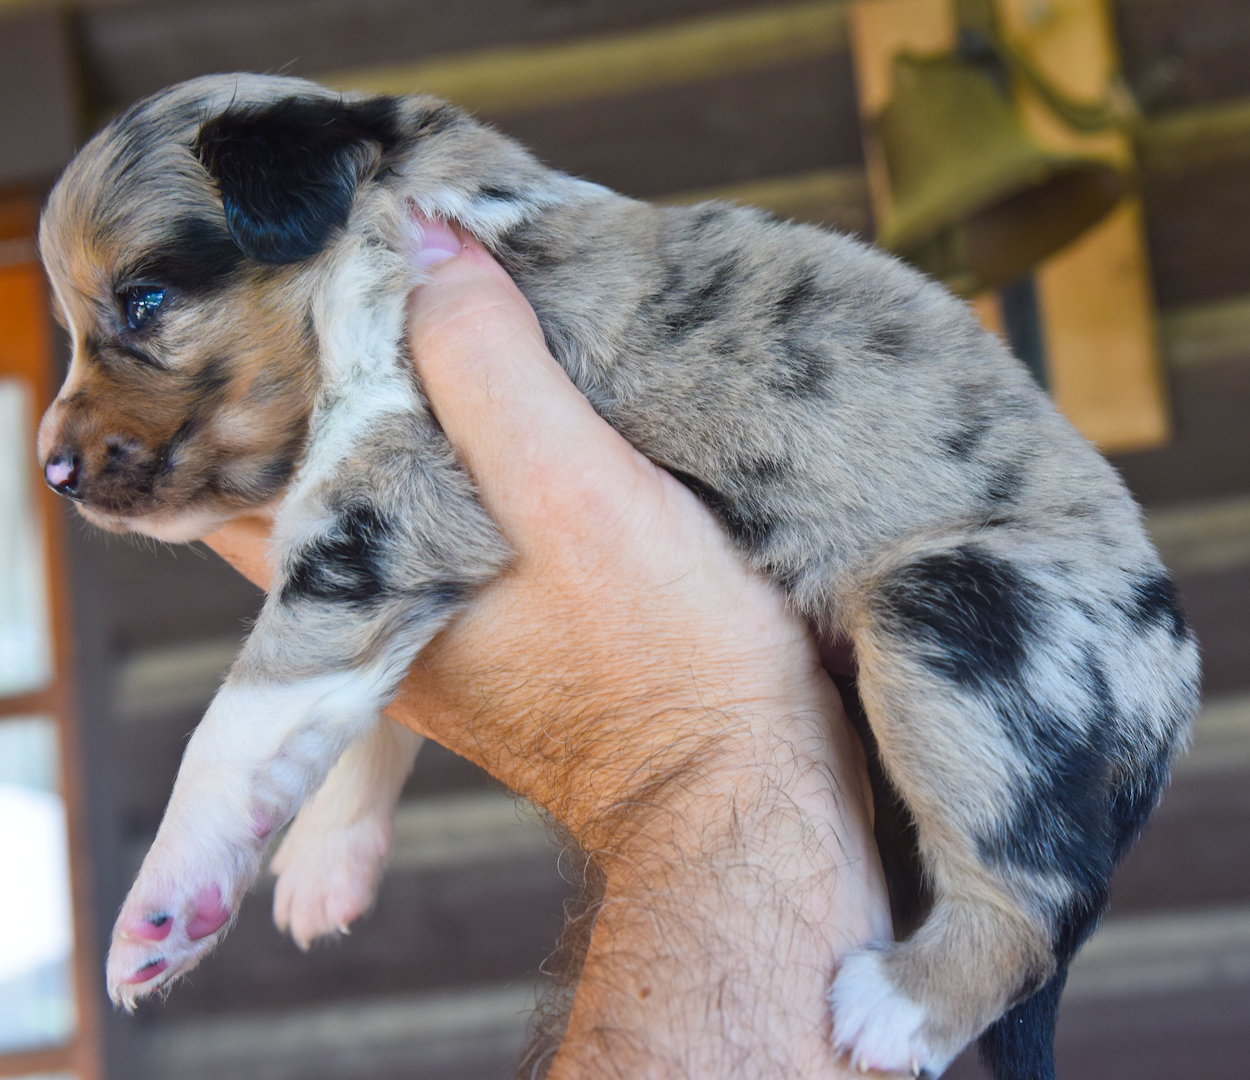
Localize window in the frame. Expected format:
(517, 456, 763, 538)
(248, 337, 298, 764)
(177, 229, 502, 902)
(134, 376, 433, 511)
(0, 195, 99, 1080)
(0, 718, 75, 1055)
(0, 377, 53, 697)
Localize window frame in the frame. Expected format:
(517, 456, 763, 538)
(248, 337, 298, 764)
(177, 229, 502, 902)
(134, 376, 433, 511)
(0, 191, 102, 1080)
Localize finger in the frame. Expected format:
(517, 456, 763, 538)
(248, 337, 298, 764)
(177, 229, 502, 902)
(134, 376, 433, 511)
(202, 513, 277, 591)
(406, 219, 666, 540)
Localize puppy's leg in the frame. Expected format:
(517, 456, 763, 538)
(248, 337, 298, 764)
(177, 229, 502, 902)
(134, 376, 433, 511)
(271, 718, 422, 949)
(107, 408, 510, 1007)
(828, 534, 1197, 1077)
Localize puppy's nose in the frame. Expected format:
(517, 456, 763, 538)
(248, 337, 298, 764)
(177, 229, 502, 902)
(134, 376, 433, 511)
(44, 451, 81, 498)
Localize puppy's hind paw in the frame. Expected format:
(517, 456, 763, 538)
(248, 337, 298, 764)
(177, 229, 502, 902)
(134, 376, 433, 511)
(829, 950, 953, 1079)
(270, 812, 391, 950)
(107, 882, 234, 1010)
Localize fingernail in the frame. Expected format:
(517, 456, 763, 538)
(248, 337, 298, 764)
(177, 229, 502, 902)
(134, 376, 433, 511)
(413, 216, 463, 267)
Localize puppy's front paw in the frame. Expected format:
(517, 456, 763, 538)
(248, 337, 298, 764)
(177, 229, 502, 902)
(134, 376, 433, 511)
(270, 812, 390, 950)
(829, 950, 949, 1078)
(107, 875, 235, 1010)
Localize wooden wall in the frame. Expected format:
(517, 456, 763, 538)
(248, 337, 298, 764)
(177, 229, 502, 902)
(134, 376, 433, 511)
(1, 1, 1248, 1077)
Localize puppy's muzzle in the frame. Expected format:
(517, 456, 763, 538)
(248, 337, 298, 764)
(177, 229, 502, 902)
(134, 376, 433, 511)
(38, 421, 165, 519)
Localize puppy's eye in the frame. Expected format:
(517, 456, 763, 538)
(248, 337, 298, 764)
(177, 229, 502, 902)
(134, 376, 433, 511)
(123, 286, 166, 329)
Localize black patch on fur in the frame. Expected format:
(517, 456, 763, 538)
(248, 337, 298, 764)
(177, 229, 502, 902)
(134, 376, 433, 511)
(977, 965, 1066, 1080)
(1051, 887, 1107, 966)
(494, 223, 563, 276)
(657, 258, 739, 337)
(188, 356, 231, 399)
(773, 267, 821, 320)
(1108, 741, 1172, 865)
(941, 412, 992, 459)
(410, 104, 460, 139)
(976, 646, 1117, 896)
(114, 341, 164, 370)
(834, 672, 933, 939)
(734, 457, 790, 486)
(80, 338, 103, 369)
(1071, 597, 1104, 626)
(87, 335, 166, 375)
(986, 459, 1026, 506)
(476, 184, 520, 203)
(766, 340, 830, 400)
(1061, 499, 1099, 520)
(667, 468, 775, 551)
(868, 323, 909, 359)
(876, 545, 1036, 693)
(281, 504, 396, 606)
(207, 437, 304, 505)
(1124, 570, 1190, 641)
(122, 216, 243, 296)
(687, 204, 729, 233)
(196, 96, 399, 264)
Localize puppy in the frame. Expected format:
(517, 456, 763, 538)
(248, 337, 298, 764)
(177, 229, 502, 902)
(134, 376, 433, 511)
(37, 73, 1199, 1079)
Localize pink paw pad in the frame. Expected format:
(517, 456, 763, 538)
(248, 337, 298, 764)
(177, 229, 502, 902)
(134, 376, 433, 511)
(132, 914, 172, 942)
(123, 958, 168, 984)
(186, 885, 231, 941)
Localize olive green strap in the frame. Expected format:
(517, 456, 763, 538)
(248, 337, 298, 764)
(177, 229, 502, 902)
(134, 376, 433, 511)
(952, 0, 1138, 133)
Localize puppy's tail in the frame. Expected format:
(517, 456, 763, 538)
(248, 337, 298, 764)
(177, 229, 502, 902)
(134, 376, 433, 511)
(976, 964, 1067, 1080)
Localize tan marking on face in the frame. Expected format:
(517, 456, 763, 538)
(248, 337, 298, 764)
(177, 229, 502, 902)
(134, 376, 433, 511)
(37, 122, 321, 538)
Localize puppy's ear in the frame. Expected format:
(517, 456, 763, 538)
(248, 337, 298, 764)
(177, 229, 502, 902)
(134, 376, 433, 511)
(195, 96, 398, 265)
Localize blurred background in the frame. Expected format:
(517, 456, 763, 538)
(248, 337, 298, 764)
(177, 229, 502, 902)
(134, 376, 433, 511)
(0, 0, 1247, 1078)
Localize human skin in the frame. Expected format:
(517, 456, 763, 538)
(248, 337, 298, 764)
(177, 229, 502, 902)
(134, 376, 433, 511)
(204, 225, 892, 1078)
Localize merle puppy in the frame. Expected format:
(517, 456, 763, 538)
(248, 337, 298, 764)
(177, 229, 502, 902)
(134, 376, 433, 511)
(36, 73, 1199, 1079)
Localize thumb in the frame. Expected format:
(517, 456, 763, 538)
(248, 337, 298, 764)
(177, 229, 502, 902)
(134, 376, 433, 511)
(406, 216, 658, 539)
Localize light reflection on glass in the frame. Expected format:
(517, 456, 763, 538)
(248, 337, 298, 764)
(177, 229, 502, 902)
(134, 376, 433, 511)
(0, 717, 76, 1054)
(0, 377, 53, 697)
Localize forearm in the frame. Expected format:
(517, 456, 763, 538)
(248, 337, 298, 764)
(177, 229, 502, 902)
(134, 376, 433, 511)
(549, 688, 889, 1080)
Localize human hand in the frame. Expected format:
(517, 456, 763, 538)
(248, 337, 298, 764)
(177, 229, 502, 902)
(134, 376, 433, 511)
(205, 219, 890, 1077)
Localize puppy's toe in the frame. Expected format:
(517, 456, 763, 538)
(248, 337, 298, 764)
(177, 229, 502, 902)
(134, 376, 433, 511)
(108, 883, 234, 1010)
(829, 949, 952, 1078)
(271, 816, 390, 949)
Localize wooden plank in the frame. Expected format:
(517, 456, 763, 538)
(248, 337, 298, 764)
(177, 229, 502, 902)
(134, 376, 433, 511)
(1109, 757, 1250, 913)
(1159, 294, 1250, 368)
(1116, 0, 1250, 113)
(76, 0, 826, 112)
(1138, 97, 1250, 176)
(1111, 352, 1250, 506)
(488, 53, 861, 199)
(969, 292, 1008, 337)
(1168, 563, 1250, 698)
(328, 0, 850, 113)
(1143, 149, 1250, 307)
(0, 686, 58, 720)
(0, 9, 78, 186)
(0, 1043, 77, 1079)
(1037, 198, 1171, 451)
(996, 0, 1168, 452)
(146, 852, 569, 1019)
(132, 984, 536, 1080)
(664, 167, 872, 236)
(1146, 495, 1250, 577)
